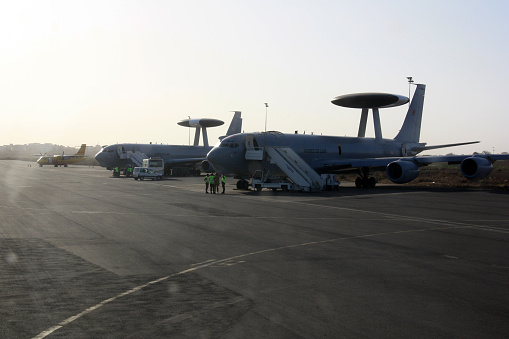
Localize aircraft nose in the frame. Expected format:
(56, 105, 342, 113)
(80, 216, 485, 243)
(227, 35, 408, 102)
(207, 146, 230, 171)
(206, 147, 220, 166)
(94, 150, 108, 166)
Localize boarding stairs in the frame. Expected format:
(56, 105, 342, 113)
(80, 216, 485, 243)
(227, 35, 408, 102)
(265, 147, 323, 191)
(128, 151, 148, 167)
(117, 146, 148, 167)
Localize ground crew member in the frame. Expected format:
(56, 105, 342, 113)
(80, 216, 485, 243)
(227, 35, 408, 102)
(209, 173, 216, 194)
(113, 166, 120, 177)
(204, 174, 210, 193)
(215, 173, 220, 192)
(221, 174, 226, 194)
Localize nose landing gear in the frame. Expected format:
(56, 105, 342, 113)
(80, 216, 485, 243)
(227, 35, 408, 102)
(236, 179, 250, 190)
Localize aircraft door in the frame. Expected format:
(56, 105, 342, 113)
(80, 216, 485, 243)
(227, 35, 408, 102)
(245, 134, 255, 151)
(401, 143, 407, 156)
(244, 134, 264, 160)
(117, 145, 128, 159)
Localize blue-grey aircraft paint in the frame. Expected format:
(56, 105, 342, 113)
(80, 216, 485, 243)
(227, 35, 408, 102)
(206, 85, 508, 187)
(96, 112, 242, 174)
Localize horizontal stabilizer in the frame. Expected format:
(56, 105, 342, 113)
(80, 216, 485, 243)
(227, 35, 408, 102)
(410, 141, 480, 153)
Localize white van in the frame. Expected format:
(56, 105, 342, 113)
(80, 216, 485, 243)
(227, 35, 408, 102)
(133, 167, 163, 181)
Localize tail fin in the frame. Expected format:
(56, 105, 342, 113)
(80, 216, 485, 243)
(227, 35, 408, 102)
(220, 111, 242, 140)
(75, 144, 87, 156)
(395, 84, 426, 142)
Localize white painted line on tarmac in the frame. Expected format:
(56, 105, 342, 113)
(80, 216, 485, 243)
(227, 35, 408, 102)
(32, 216, 500, 339)
(33, 192, 509, 338)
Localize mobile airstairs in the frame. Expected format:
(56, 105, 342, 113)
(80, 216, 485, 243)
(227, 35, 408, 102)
(249, 146, 335, 192)
(117, 146, 148, 167)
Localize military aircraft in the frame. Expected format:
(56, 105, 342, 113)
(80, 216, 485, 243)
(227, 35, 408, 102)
(206, 84, 509, 189)
(37, 144, 87, 167)
(95, 111, 242, 176)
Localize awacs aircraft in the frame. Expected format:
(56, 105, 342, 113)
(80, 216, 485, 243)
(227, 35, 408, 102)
(95, 111, 242, 176)
(37, 144, 87, 167)
(206, 84, 509, 189)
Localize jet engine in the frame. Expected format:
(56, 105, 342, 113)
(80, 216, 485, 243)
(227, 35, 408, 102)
(386, 160, 420, 184)
(201, 160, 212, 172)
(460, 157, 493, 179)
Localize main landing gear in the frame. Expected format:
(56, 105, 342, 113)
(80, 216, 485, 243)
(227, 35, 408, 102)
(355, 167, 377, 188)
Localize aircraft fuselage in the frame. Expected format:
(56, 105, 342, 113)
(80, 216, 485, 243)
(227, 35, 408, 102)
(207, 131, 407, 177)
(36, 155, 85, 166)
(95, 143, 212, 170)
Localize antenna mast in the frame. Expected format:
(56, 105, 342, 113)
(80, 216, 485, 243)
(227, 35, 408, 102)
(406, 77, 414, 105)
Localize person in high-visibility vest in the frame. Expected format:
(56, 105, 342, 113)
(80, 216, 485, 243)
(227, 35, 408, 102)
(221, 175, 226, 194)
(215, 173, 220, 192)
(209, 174, 216, 194)
(204, 174, 210, 193)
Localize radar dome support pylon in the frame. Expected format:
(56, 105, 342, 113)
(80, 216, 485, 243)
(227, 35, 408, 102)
(331, 92, 409, 141)
(177, 118, 224, 147)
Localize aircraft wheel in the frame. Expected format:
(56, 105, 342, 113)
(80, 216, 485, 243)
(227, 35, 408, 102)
(355, 177, 363, 188)
(255, 184, 262, 192)
(237, 180, 249, 190)
(134, 177, 138, 180)
(368, 177, 377, 188)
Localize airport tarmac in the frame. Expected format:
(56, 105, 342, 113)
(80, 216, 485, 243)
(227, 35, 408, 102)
(1, 160, 509, 338)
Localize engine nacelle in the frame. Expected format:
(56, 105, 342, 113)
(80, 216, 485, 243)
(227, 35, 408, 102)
(460, 157, 493, 179)
(201, 160, 212, 172)
(386, 160, 420, 184)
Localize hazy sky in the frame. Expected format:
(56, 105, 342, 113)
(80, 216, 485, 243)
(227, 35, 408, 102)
(1, 0, 508, 154)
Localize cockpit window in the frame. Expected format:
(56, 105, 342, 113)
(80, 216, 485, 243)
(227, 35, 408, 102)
(219, 140, 240, 148)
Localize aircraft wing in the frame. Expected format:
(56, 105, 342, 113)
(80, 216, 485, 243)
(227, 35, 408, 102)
(311, 154, 509, 172)
(163, 157, 206, 167)
(406, 154, 509, 165)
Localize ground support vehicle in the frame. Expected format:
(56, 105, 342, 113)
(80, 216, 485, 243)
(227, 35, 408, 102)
(142, 158, 164, 175)
(321, 174, 340, 190)
(133, 167, 163, 181)
(251, 171, 340, 192)
(251, 177, 297, 192)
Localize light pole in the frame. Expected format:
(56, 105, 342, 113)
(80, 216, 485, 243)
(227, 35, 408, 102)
(264, 103, 269, 150)
(264, 103, 269, 133)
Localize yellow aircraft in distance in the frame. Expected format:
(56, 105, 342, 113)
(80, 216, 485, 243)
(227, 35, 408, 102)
(37, 144, 87, 167)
